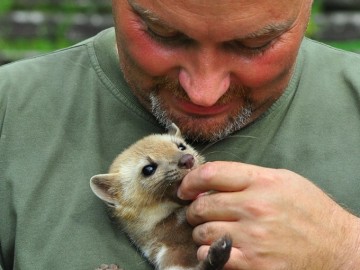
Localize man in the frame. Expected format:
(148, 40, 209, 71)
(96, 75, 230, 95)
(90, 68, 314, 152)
(0, 0, 359, 269)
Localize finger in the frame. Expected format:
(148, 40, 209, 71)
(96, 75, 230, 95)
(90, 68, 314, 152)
(192, 220, 268, 251)
(192, 221, 230, 246)
(197, 245, 210, 261)
(194, 222, 259, 269)
(178, 161, 261, 200)
(192, 221, 245, 246)
(186, 191, 245, 226)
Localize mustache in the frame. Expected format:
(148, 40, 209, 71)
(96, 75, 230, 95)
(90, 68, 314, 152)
(152, 76, 251, 105)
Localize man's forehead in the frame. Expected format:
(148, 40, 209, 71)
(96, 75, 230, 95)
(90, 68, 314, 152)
(127, 0, 302, 14)
(127, 0, 303, 40)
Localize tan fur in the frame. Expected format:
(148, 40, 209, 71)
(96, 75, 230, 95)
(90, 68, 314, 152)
(90, 124, 231, 270)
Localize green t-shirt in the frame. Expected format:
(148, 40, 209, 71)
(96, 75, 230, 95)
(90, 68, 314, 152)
(1, 28, 360, 270)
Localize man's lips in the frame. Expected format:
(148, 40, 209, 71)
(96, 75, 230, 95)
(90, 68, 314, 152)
(172, 97, 232, 116)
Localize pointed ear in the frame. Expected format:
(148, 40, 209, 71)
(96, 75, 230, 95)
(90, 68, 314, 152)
(168, 123, 182, 138)
(90, 173, 119, 207)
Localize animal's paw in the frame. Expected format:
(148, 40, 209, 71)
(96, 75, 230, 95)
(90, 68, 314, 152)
(95, 264, 122, 270)
(205, 234, 232, 270)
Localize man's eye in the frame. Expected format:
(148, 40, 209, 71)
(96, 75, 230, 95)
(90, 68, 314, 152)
(143, 21, 192, 46)
(146, 23, 179, 39)
(243, 40, 272, 51)
(224, 39, 273, 55)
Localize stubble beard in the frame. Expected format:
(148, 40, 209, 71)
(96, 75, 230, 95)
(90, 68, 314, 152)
(148, 78, 254, 142)
(119, 53, 253, 142)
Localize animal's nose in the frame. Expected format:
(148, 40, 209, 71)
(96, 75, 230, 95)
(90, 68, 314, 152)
(178, 154, 195, 169)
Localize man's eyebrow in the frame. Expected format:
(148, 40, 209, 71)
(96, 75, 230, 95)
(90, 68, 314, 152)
(242, 21, 293, 40)
(127, 0, 167, 24)
(128, 0, 292, 41)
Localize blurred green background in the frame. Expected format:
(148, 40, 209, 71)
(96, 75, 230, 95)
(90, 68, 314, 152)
(0, 0, 113, 65)
(0, 0, 360, 65)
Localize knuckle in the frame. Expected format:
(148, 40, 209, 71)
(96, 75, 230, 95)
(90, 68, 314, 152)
(247, 224, 270, 242)
(242, 198, 275, 218)
(256, 168, 287, 187)
(198, 162, 217, 183)
(191, 195, 209, 219)
(259, 169, 278, 184)
(193, 223, 215, 245)
(209, 192, 230, 212)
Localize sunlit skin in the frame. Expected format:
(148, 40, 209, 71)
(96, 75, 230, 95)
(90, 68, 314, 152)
(112, 0, 311, 141)
(111, 1, 360, 269)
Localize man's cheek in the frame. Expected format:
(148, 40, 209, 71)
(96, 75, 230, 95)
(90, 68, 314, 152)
(123, 31, 179, 77)
(232, 46, 297, 89)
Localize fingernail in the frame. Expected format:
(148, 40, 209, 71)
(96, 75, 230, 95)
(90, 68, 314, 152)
(177, 188, 184, 200)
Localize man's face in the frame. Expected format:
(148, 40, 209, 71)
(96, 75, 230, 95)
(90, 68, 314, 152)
(112, 0, 312, 141)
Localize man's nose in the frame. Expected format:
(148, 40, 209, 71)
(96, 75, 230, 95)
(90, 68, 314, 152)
(178, 47, 231, 107)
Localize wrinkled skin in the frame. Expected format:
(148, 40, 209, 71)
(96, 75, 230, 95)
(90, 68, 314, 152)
(178, 162, 360, 269)
(112, 0, 360, 269)
(112, 0, 310, 142)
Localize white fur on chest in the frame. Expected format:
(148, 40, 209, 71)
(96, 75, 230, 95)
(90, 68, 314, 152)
(155, 246, 196, 270)
(128, 201, 184, 235)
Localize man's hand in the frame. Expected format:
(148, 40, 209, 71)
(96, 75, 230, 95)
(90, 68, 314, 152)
(178, 161, 360, 270)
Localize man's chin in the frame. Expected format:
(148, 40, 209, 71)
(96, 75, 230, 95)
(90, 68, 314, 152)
(149, 88, 253, 142)
(160, 113, 250, 143)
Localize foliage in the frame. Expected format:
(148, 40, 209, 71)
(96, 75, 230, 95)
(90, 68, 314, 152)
(0, 0, 13, 14)
(306, 0, 322, 37)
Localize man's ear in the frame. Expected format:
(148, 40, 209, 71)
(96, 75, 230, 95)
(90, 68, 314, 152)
(168, 123, 182, 138)
(90, 174, 119, 207)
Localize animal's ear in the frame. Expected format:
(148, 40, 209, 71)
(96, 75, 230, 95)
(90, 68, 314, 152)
(168, 123, 182, 138)
(90, 174, 119, 207)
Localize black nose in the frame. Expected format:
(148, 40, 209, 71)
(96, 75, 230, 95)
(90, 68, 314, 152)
(178, 154, 195, 169)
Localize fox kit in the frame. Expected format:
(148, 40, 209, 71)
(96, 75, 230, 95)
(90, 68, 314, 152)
(90, 124, 231, 270)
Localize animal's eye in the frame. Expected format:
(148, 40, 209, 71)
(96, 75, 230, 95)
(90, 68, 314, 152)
(142, 163, 158, 177)
(178, 143, 187, 151)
